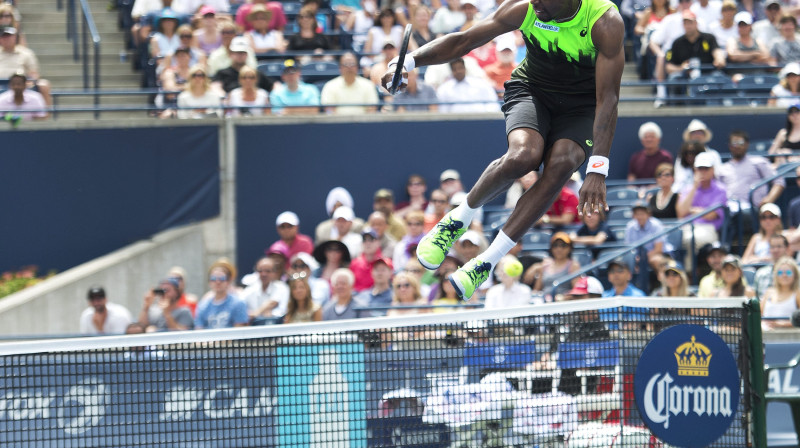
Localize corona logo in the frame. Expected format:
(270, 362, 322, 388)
(674, 336, 712, 377)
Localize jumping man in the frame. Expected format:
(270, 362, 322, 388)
(382, 0, 625, 300)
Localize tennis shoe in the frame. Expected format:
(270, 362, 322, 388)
(449, 258, 492, 301)
(416, 212, 467, 269)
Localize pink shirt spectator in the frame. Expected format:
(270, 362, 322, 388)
(236, 2, 287, 32)
(0, 88, 47, 120)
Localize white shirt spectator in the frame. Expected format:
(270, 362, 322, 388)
(79, 303, 133, 335)
(484, 282, 532, 309)
(651, 10, 709, 52)
(241, 279, 290, 317)
(709, 21, 738, 53)
(320, 75, 380, 114)
(691, 0, 723, 27)
(436, 76, 501, 113)
(423, 57, 488, 88)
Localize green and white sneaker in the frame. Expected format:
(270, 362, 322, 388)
(416, 212, 467, 270)
(449, 258, 492, 301)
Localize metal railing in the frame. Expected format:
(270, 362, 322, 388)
(65, 0, 101, 118)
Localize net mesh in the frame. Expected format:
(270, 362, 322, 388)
(0, 298, 752, 448)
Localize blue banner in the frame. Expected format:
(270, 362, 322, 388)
(463, 341, 538, 369)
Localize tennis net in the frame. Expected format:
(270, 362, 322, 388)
(0, 297, 754, 447)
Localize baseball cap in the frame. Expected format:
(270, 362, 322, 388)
(765, 0, 781, 7)
(374, 188, 394, 201)
(461, 0, 477, 7)
(664, 261, 685, 276)
(682, 10, 697, 21)
(694, 152, 715, 168)
(460, 230, 482, 245)
(496, 40, 516, 52)
(734, 11, 753, 25)
(782, 63, 800, 80)
(450, 191, 467, 207)
(632, 199, 650, 212)
(283, 59, 300, 74)
(0, 26, 17, 35)
(291, 252, 320, 271)
(372, 257, 393, 270)
(607, 257, 630, 271)
(174, 46, 191, 55)
(276, 211, 299, 226)
(721, 254, 742, 269)
(362, 227, 379, 240)
(161, 277, 181, 289)
(707, 241, 728, 255)
(199, 5, 216, 16)
(267, 240, 290, 259)
(332, 205, 355, 221)
(382, 38, 396, 49)
(567, 276, 604, 296)
(229, 36, 250, 53)
(87, 286, 106, 299)
(440, 169, 461, 182)
(551, 231, 571, 245)
(760, 202, 782, 217)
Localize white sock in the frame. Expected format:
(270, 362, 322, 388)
(656, 84, 667, 98)
(449, 200, 477, 226)
(479, 230, 516, 266)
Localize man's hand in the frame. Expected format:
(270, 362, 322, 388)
(381, 67, 408, 94)
(92, 310, 107, 332)
(578, 173, 608, 217)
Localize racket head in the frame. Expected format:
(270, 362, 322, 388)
(389, 24, 413, 94)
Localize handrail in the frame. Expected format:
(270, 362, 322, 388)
(65, 0, 101, 118)
(747, 161, 800, 225)
(549, 202, 727, 297)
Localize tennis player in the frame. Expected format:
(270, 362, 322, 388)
(382, 0, 625, 300)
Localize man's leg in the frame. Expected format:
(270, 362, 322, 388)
(450, 138, 587, 299)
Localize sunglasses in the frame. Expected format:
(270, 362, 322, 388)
(222, 29, 237, 34)
(0, 13, 13, 18)
(406, 221, 423, 226)
(658, 171, 674, 177)
(291, 262, 308, 269)
(552, 241, 570, 248)
(395, 283, 412, 288)
(209, 275, 228, 282)
(408, 181, 424, 186)
(257, 268, 276, 273)
(291, 272, 308, 280)
(760, 214, 778, 220)
(241, 75, 257, 79)
(608, 267, 626, 274)
(431, 199, 447, 204)
(665, 270, 680, 277)
(180, 34, 193, 38)
(340, 62, 358, 68)
(777, 269, 794, 276)
(192, 72, 206, 78)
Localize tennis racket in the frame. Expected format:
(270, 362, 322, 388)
(389, 24, 413, 95)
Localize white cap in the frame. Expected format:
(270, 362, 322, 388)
(461, 0, 477, 7)
(332, 205, 355, 221)
(460, 230, 482, 245)
(229, 36, 250, 53)
(694, 152, 715, 168)
(450, 191, 467, 207)
(440, 169, 461, 182)
(293, 251, 320, 271)
(781, 62, 800, 79)
(734, 11, 753, 25)
(760, 202, 782, 217)
(585, 276, 604, 295)
(276, 211, 299, 226)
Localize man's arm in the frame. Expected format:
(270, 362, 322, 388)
(579, 7, 625, 216)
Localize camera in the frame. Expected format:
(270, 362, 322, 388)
(152, 288, 165, 296)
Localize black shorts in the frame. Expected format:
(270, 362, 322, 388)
(502, 79, 596, 162)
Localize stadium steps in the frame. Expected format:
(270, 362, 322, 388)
(16, 0, 145, 120)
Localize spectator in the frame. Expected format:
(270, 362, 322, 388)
(628, 122, 674, 181)
(272, 211, 315, 262)
(241, 256, 290, 320)
(393, 210, 426, 271)
(226, 65, 270, 116)
(269, 59, 321, 115)
(373, 188, 406, 241)
(329, 206, 362, 257)
(320, 268, 365, 320)
(171, 65, 222, 119)
(265, 241, 290, 279)
(726, 11, 773, 67)
(769, 62, 800, 108)
(315, 187, 365, 243)
(752, 0, 781, 44)
(343, 0, 377, 53)
(648, 0, 705, 103)
(677, 119, 722, 185)
(708, 0, 739, 54)
(769, 14, 800, 66)
(312, 239, 352, 283)
(408, 5, 434, 50)
(149, 9, 181, 61)
(676, 151, 728, 268)
(650, 261, 692, 330)
(207, 22, 257, 77)
(429, 0, 465, 35)
(350, 228, 385, 292)
(424, 189, 450, 232)
(484, 254, 531, 309)
(0, 72, 47, 121)
(320, 52, 380, 114)
(690, 0, 722, 26)
(523, 232, 581, 299)
(172, 26, 207, 67)
(394, 174, 429, 220)
(138, 278, 195, 331)
(460, 0, 482, 32)
(767, 102, 800, 168)
(369, 39, 399, 86)
(717, 130, 784, 216)
(761, 256, 800, 329)
(157, 46, 192, 111)
(754, 233, 791, 299)
(664, 11, 726, 92)
(355, 257, 394, 316)
(743, 203, 784, 264)
(426, 254, 462, 301)
(601, 258, 647, 329)
(535, 186, 580, 228)
(789, 165, 800, 229)
(452, 230, 486, 271)
(196, 262, 249, 328)
(0, 26, 51, 107)
(716, 254, 755, 297)
(403, 258, 432, 299)
(287, 5, 331, 52)
(483, 39, 517, 93)
(236, 0, 287, 33)
(79, 286, 133, 335)
(431, 271, 463, 311)
(211, 36, 275, 94)
(393, 68, 438, 112)
(647, 163, 679, 219)
(625, 200, 670, 269)
(387, 271, 428, 316)
(245, 5, 286, 53)
(673, 141, 708, 194)
(168, 266, 199, 316)
(288, 252, 330, 305)
(634, 0, 675, 80)
(193, 6, 222, 56)
(504, 171, 537, 209)
(283, 272, 323, 323)
(0, 4, 25, 47)
(363, 8, 402, 66)
(698, 242, 729, 297)
(571, 209, 616, 259)
(436, 58, 501, 113)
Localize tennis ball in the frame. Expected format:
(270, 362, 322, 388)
(504, 260, 523, 277)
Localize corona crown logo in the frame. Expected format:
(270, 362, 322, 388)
(674, 335, 711, 377)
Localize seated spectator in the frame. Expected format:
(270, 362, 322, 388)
(570, 209, 616, 259)
(681, 119, 723, 173)
(265, 241, 290, 279)
(715, 254, 755, 298)
(393, 210, 426, 272)
(676, 152, 728, 269)
(287, 5, 332, 53)
(374, 188, 407, 241)
(601, 258, 647, 330)
(394, 174, 429, 220)
(718, 130, 784, 214)
(431, 272, 463, 312)
(523, 232, 581, 300)
(138, 278, 195, 331)
(485, 255, 531, 309)
(320, 268, 366, 320)
(172, 65, 222, 119)
(743, 203, 784, 264)
(367, 210, 398, 256)
(241, 256, 290, 320)
(653, 261, 692, 297)
(0, 72, 47, 121)
(0, 4, 25, 47)
(422, 54, 489, 89)
(483, 39, 517, 93)
(369, 39, 399, 86)
(193, 6, 223, 56)
(168, 266, 199, 316)
(207, 22, 258, 77)
(350, 228, 385, 292)
(769, 62, 800, 108)
(362, 8, 403, 67)
(459, 0, 481, 32)
(343, 0, 377, 53)
(436, 58, 501, 113)
(429, 0, 465, 35)
(321, 52, 380, 114)
(387, 271, 428, 316)
(354, 257, 394, 316)
(196, 263, 249, 328)
(236, 0, 287, 33)
(628, 122, 673, 181)
(625, 200, 670, 270)
(393, 68, 438, 112)
(157, 46, 193, 110)
(708, 1, 738, 55)
(312, 239, 352, 283)
(452, 230, 486, 271)
(634, 0, 674, 81)
(149, 10, 181, 62)
(270, 211, 315, 265)
(269, 59, 321, 115)
(283, 272, 322, 323)
(80, 286, 133, 335)
(328, 205, 363, 258)
(0, 26, 51, 106)
(664, 11, 726, 96)
(174, 24, 207, 68)
(315, 187, 365, 243)
(698, 242, 729, 297)
(426, 254, 462, 301)
(761, 256, 800, 329)
(288, 252, 330, 305)
(403, 258, 432, 299)
(726, 11, 773, 68)
(752, 0, 780, 44)
(245, 5, 286, 53)
(408, 5, 434, 50)
(674, 138, 719, 194)
(767, 102, 800, 168)
(769, 14, 800, 66)
(424, 189, 449, 232)
(535, 186, 580, 228)
(647, 163, 679, 220)
(211, 36, 275, 95)
(754, 234, 791, 299)
(226, 65, 270, 116)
